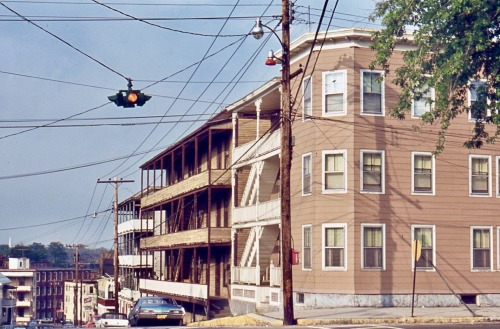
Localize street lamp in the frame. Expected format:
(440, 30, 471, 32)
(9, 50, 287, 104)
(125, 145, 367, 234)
(252, 1, 295, 325)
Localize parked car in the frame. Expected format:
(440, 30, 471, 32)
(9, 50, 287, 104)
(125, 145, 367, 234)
(128, 296, 185, 326)
(95, 313, 129, 328)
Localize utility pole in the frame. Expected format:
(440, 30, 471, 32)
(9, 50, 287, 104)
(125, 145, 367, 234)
(98, 177, 134, 313)
(279, 0, 295, 325)
(67, 244, 83, 326)
(251, 1, 295, 324)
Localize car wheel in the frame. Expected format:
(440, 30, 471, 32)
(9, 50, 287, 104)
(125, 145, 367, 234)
(178, 319, 183, 326)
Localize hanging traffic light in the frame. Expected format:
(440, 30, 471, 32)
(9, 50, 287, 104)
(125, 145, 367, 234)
(108, 79, 151, 108)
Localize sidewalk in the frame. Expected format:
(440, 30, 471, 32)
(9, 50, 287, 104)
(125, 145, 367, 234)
(189, 306, 500, 326)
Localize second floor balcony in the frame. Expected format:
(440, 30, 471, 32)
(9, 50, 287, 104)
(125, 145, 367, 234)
(16, 285, 31, 292)
(139, 278, 207, 300)
(233, 199, 280, 225)
(16, 300, 31, 307)
(118, 219, 153, 235)
(118, 254, 153, 267)
(140, 227, 231, 250)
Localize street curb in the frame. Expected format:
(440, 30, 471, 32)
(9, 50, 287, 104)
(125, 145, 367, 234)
(296, 316, 500, 325)
(188, 314, 500, 327)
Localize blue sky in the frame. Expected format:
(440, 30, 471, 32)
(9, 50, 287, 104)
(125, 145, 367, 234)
(0, 0, 377, 249)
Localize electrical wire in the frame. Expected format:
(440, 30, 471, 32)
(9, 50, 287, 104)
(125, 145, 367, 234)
(90, 0, 247, 38)
(0, 2, 128, 81)
(98, 0, 250, 179)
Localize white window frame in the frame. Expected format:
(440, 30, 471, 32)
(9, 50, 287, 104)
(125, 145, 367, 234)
(361, 223, 386, 270)
(303, 75, 312, 120)
(360, 149, 385, 194)
(322, 70, 347, 116)
(322, 223, 347, 271)
(469, 154, 491, 197)
(411, 87, 435, 118)
(497, 156, 500, 198)
(467, 80, 489, 121)
(411, 225, 436, 272)
(470, 226, 493, 271)
(411, 151, 435, 195)
(302, 224, 312, 271)
(360, 69, 385, 116)
(322, 150, 348, 194)
(302, 153, 312, 196)
(497, 227, 500, 271)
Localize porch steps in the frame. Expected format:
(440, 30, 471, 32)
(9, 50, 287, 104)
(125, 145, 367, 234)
(209, 299, 231, 319)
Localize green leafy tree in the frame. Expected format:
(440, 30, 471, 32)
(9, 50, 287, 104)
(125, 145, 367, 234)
(0, 244, 9, 256)
(10, 244, 29, 258)
(28, 242, 48, 262)
(370, 0, 500, 153)
(48, 242, 69, 267)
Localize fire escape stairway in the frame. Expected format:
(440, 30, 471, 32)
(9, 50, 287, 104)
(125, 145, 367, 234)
(257, 159, 280, 202)
(258, 225, 280, 283)
(239, 226, 258, 267)
(240, 161, 264, 207)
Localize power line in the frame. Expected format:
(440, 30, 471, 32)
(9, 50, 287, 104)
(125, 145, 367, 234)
(0, 14, 277, 22)
(0, 118, 217, 128)
(0, 2, 128, 81)
(107, 3, 276, 179)
(0, 113, 214, 123)
(89, 0, 246, 38)
(1, 1, 279, 7)
(99, 0, 248, 178)
(0, 210, 110, 231)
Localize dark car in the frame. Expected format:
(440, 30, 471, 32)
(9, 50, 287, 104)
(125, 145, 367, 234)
(128, 296, 185, 326)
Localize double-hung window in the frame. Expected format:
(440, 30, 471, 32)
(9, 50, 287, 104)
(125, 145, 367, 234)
(302, 225, 312, 270)
(361, 150, 384, 193)
(322, 223, 347, 270)
(412, 87, 434, 118)
(302, 153, 312, 195)
(412, 225, 435, 270)
(471, 226, 492, 270)
(412, 152, 435, 194)
(468, 81, 487, 121)
(322, 150, 347, 193)
(323, 70, 347, 115)
(497, 156, 500, 197)
(469, 155, 491, 196)
(362, 224, 385, 270)
(361, 70, 384, 115)
(303, 76, 312, 120)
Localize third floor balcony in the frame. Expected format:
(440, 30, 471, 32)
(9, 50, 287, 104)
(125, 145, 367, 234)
(141, 169, 231, 208)
(234, 128, 280, 165)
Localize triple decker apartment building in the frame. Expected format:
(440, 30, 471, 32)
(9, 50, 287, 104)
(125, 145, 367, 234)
(130, 28, 500, 321)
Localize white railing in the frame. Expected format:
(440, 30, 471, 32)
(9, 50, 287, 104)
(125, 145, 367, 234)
(269, 262, 281, 287)
(16, 300, 31, 307)
(233, 198, 281, 224)
(118, 254, 153, 267)
(232, 266, 260, 285)
(16, 285, 31, 292)
(234, 129, 281, 164)
(118, 219, 153, 234)
(139, 279, 207, 300)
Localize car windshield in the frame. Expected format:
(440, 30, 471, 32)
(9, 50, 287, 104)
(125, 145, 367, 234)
(142, 298, 175, 305)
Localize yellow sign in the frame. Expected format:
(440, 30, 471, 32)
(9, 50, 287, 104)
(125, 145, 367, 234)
(412, 240, 422, 262)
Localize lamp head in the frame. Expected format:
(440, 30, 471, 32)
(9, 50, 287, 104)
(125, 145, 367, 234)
(251, 18, 264, 40)
(265, 50, 277, 66)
